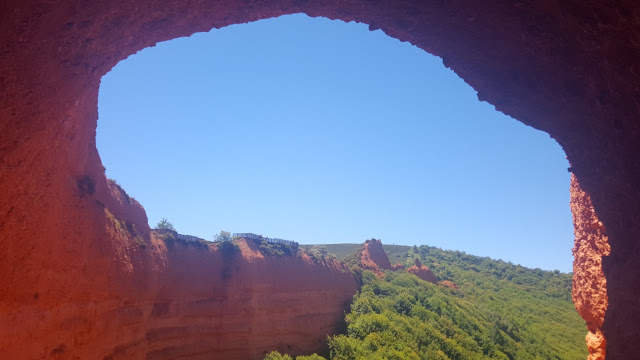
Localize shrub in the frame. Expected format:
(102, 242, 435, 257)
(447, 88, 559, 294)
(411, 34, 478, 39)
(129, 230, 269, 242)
(307, 245, 337, 262)
(157, 230, 176, 247)
(263, 351, 293, 360)
(213, 230, 232, 242)
(107, 178, 131, 203)
(104, 208, 145, 248)
(296, 354, 327, 360)
(218, 240, 240, 257)
(156, 218, 175, 231)
(262, 351, 327, 360)
(257, 240, 298, 257)
(177, 237, 209, 249)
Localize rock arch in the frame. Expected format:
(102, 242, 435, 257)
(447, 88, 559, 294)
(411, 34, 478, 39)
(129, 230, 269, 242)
(1, 1, 638, 359)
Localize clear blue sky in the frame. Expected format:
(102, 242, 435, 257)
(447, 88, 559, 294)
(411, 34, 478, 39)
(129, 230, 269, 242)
(97, 14, 574, 272)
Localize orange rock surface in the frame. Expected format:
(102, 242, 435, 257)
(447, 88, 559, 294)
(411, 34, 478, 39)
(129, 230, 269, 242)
(360, 239, 392, 277)
(407, 258, 437, 284)
(0, 179, 359, 360)
(571, 175, 610, 360)
(3, 1, 640, 358)
(440, 280, 459, 290)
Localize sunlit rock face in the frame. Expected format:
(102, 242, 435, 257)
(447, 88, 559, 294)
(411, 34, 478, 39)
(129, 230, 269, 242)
(360, 239, 392, 277)
(571, 175, 610, 360)
(359, 241, 437, 284)
(1, 1, 640, 359)
(136, 238, 359, 360)
(440, 280, 459, 290)
(407, 259, 437, 284)
(0, 205, 359, 360)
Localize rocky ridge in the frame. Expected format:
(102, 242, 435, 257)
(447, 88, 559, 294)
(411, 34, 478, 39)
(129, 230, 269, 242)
(0, 182, 359, 359)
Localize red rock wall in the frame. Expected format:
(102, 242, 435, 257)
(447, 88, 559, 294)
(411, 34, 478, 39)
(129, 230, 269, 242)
(141, 238, 358, 360)
(2, 1, 640, 359)
(0, 223, 358, 359)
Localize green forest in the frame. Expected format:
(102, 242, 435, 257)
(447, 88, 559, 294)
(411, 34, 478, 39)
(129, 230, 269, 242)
(267, 245, 587, 360)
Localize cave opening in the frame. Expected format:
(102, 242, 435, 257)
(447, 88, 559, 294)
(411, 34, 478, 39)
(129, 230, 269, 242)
(96, 14, 573, 274)
(97, 14, 573, 273)
(6, 1, 632, 358)
(93, 14, 587, 358)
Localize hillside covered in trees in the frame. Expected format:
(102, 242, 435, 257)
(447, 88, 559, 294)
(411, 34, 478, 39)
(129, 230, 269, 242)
(269, 244, 587, 360)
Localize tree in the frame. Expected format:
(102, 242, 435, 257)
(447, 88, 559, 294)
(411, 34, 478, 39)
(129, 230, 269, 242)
(309, 245, 329, 258)
(213, 230, 232, 242)
(263, 351, 293, 360)
(308, 245, 335, 260)
(156, 218, 175, 231)
(218, 239, 240, 257)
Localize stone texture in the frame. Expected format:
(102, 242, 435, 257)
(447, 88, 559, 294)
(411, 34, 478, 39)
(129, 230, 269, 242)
(0, 227, 359, 359)
(407, 258, 437, 284)
(2, 0, 640, 358)
(571, 174, 610, 360)
(360, 239, 392, 277)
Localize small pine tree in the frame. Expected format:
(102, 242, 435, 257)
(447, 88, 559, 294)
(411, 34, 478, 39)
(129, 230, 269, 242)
(156, 218, 175, 231)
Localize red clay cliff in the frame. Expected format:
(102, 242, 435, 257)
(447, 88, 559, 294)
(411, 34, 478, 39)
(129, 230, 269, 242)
(360, 239, 392, 277)
(2, 1, 640, 359)
(407, 258, 437, 284)
(0, 181, 359, 359)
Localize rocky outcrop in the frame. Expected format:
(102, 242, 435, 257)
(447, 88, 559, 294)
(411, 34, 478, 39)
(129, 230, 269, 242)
(360, 239, 392, 277)
(407, 258, 437, 284)
(571, 175, 610, 360)
(440, 280, 459, 290)
(142, 238, 358, 360)
(0, 206, 359, 360)
(3, 1, 640, 358)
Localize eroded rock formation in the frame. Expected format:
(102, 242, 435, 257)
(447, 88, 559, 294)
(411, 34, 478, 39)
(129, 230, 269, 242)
(2, 1, 640, 358)
(571, 175, 611, 360)
(0, 193, 359, 360)
(360, 239, 392, 277)
(440, 280, 459, 290)
(407, 258, 437, 284)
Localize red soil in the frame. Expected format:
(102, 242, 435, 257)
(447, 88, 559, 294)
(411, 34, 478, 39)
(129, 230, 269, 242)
(407, 258, 437, 284)
(440, 280, 459, 290)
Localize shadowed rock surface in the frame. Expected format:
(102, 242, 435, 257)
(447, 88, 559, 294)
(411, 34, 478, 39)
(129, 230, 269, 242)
(2, 1, 640, 359)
